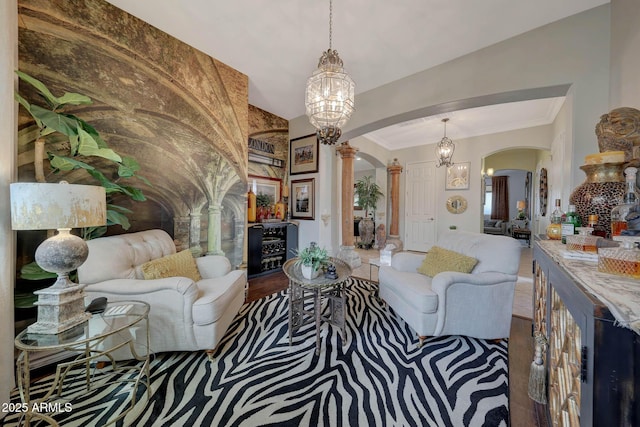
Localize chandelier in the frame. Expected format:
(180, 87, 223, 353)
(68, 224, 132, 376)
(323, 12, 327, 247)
(435, 118, 455, 167)
(305, 0, 355, 145)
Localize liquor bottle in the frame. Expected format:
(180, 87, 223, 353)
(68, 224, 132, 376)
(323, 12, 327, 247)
(561, 204, 581, 244)
(588, 214, 607, 238)
(611, 167, 639, 237)
(247, 187, 257, 223)
(546, 199, 564, 240)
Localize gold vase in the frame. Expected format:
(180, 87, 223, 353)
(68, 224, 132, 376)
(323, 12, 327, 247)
(569, 162, 626, 238)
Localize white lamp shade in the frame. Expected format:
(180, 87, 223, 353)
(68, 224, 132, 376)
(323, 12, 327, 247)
(10, 182, 107, 230)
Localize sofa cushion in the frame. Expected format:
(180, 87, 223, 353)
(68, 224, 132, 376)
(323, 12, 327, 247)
(141, 249, 202, 282)
(378, 267, 438, 313)
(484, 219, 497, 227)
(417, 246, 478, 277)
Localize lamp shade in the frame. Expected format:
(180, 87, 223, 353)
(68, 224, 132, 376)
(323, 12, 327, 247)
(517, 200, 526, 211)
(10, 182, 107, 230)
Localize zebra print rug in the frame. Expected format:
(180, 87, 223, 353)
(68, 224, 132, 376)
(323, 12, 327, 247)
(5, 279, 509, 426)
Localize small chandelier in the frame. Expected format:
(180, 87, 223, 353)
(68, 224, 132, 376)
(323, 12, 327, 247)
(305, 0, 355, 145)
(435, 118, 455, 168)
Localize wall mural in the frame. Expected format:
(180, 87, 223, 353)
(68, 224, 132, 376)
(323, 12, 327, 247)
(16, 0, 288, 271)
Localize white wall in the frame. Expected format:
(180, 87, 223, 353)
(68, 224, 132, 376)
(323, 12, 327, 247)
(290, 5, 611, 247)
(0, 0, 17, 413)
(609, 0, 640, 109)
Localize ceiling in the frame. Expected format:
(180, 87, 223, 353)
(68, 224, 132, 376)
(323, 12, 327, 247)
(105, 0, 607, 147)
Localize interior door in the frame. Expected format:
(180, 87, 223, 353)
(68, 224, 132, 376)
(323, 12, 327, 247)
(404, 161, 437, 252)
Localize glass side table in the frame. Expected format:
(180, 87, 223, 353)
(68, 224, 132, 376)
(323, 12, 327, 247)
(14, 300, 151, 427)
(283, 257, 352, 355)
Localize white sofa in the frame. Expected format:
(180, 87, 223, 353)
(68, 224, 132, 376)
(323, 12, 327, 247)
(378, 230, 521, 345)
(77, 229, 246, 358)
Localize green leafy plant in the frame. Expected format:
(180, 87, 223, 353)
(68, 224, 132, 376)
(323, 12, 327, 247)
(15, 70, 150, 239)
(15, 70, 150, 283)
(354, 175, 384, 217)
(256, 193, 272, 207)
(294, 242, 329, 271)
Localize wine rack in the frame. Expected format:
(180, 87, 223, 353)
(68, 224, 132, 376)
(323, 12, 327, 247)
(248, 222, 298, 278)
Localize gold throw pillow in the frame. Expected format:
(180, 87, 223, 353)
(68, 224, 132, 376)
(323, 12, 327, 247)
(141, 249, 202, 282)
(417, 246, 478, 277)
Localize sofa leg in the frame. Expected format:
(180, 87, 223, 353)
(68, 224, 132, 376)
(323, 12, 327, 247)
(206, 350, 215, 361)
(417, 336, 426, 348)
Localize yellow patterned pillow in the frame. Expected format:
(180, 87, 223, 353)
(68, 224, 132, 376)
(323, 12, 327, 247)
(141, 249, 202, 282)
(417, 246, 478, 277)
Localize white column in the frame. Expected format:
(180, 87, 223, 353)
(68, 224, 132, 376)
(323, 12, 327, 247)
(207, 204, 224, 255)
(0, 0, 18, 413)
(189, 212, 202, 256)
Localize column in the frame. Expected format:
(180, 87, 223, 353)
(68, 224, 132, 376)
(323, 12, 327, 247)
(387, 158, 404, 252)
(173, 216, 190, 251)
(189, 211, 202, 257)
(336, 142, 361, 268)
(207, 204, 224, 255)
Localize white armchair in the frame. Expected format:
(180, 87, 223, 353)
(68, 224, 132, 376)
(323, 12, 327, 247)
(77, 229, 246, 358)
(378, 230, 522, 346)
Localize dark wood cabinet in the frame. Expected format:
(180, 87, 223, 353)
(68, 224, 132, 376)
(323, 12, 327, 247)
(533, 240, 640, 426)
(248, 222, 298, 278)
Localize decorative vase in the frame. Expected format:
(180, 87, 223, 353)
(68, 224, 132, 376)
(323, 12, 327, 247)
(569, 162, 626, 238)
(358, 218, 375, 248)
(301, 264, 319, 280)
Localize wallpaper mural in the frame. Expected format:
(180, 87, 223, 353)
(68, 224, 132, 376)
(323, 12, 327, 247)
(16, 0, 288, 271)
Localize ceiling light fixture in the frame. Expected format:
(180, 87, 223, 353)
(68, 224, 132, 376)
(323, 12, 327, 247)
(435, 118, 455, 168)
(305, 0, 355, 145)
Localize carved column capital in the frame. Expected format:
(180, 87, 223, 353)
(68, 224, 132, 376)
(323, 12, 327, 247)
(336, 142, 359, 159)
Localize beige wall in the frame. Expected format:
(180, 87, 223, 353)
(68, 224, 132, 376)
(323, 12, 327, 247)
(0, 0, 17, 413)
(609, 0, 640, 109)
(484, 149, 540, 173)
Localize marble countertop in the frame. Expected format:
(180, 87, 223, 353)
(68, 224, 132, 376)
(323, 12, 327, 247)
(537, 240, 640, 335)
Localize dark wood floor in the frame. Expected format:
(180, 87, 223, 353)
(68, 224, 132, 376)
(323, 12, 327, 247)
(247, 272, 546, 427)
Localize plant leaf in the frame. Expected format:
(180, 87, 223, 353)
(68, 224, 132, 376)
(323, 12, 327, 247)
(77, 127, 122, 162)
(56, 92, 92, 106)
(118, 156, 141, 177)
(20, 261, 57, 280)
(16, 70, 59, 108)
(30, 104, 79, 136)
(49, 154, 95, 172)
(107, 203, 133, 214)
(107, 209, 131, 230)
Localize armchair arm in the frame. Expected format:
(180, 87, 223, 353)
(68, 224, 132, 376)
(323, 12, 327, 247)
(84, 277, 198, 297)
(431, 271, 517, 292)
(195, 255, 232, 279)
(390, 252, 425, 273)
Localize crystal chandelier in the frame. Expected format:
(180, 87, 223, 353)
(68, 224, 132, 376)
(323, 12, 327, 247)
(305, 0, 355, 145)
(435, 118, 455, 167)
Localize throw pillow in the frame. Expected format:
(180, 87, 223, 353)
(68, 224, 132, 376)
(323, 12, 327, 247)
(417, 246, 478, 277)
(141, 249, 202, 282)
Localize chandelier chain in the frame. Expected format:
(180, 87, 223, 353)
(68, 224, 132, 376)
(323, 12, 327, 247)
(329, 0, 333, 50)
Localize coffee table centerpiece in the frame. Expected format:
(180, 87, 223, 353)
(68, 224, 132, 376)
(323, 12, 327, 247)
(294, 241, 329, 279)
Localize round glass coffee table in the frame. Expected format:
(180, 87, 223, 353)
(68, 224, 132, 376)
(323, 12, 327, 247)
(14, 300, 151, 427)
(283, 257, 352, 355)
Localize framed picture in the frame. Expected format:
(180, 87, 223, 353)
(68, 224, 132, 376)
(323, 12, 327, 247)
(290, 134, 319, 175)
(445, 162, 470, 190)
(248, 175, 281, 205)
(291, 178, 315, 220)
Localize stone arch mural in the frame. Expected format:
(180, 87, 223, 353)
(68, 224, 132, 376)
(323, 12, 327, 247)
(16, 0, 252, 268)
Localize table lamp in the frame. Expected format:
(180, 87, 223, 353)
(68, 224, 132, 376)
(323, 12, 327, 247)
(517, 200, 526, 219)
(10, 181, 107, 334)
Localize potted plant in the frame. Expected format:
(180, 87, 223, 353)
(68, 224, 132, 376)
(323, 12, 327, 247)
(295, 242, 329, 279)
(256, 193, 272, 221)
(354, 175, 384, 248)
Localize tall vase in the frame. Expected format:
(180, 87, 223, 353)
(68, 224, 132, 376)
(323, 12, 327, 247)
(569, 163, 626, 238)
(358, 218, 375, 249)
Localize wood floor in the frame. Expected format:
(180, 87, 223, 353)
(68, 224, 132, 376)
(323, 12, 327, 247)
(247, 246, 545, 427)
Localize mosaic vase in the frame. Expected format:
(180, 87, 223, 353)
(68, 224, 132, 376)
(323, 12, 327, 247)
(569, 163, 626, 238)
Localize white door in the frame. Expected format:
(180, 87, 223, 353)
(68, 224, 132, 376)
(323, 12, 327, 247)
(404, 161, 437, 252)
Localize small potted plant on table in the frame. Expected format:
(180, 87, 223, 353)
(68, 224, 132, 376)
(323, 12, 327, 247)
(295, 242, 329, 279)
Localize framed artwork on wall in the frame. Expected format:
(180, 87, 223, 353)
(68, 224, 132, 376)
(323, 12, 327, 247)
(290, 134, 319, 175)
(445, 162, 470, 190)
(291, 178, 315, 220)
(248, 175, 281, 205)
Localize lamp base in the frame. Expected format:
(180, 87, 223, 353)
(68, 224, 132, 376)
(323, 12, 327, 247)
(27, 284, 91, 334)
